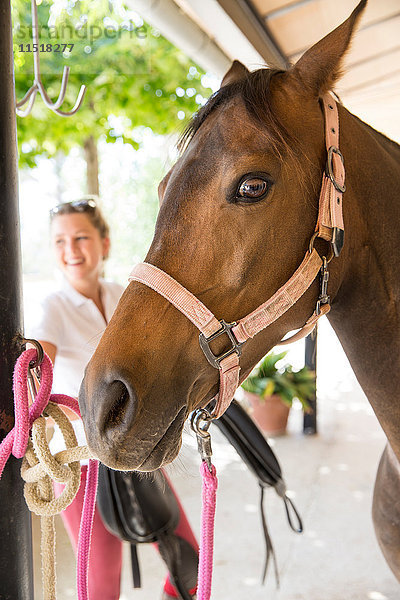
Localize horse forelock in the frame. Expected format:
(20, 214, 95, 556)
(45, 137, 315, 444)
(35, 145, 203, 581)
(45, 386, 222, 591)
(178, 68, 297, 161)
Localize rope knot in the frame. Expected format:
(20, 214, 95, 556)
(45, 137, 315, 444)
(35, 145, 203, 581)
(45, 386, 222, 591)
(21, 402, 91, 516)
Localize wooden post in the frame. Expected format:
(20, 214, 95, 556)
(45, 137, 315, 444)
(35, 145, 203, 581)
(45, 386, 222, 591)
(0, 2, 34, 597)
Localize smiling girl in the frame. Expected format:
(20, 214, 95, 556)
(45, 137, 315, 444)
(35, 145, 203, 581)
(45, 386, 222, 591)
(27, 198, 198, 599)
(35, 198, 121, 398)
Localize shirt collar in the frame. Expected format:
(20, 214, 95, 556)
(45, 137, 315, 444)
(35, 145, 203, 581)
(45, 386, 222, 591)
(61, 276, 92, 308)
(60, 277, 116, 325)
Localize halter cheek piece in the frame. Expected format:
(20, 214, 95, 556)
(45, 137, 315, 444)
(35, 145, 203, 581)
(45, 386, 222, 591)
(129, 93, 345, 419)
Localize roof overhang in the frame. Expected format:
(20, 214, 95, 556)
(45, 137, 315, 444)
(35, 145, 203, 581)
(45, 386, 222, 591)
(129, 0, 400, 141)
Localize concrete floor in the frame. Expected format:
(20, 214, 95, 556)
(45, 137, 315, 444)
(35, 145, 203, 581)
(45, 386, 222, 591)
(32, 319, 400, 599)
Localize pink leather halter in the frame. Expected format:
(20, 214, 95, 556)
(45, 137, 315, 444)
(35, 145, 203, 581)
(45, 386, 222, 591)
(129, 93, 345, 418)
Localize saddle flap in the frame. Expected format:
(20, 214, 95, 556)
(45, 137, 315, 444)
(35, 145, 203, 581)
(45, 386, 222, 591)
(213, 399, 283, 488)
(97, 465, 180, 543)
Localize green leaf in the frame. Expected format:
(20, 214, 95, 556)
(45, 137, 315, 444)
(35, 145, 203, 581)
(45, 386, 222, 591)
(13, 0, 213, 167)
(241, 350, 315, 409)
(263, 379, 275, 397)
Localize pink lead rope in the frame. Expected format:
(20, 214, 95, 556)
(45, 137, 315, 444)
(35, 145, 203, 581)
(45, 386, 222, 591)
(197, 462, 218, 600)
(191, 408, 218, 600)
(0, 348, 98, 600)
(77, 458, 98, 599)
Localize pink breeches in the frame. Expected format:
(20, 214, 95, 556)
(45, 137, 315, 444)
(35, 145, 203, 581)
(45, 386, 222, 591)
(54, 467, 123, 600)
(54, 466, 198, 600)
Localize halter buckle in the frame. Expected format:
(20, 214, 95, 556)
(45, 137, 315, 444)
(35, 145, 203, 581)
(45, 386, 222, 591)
(199, 320, 243, 369)
(326, 146, 346, 193)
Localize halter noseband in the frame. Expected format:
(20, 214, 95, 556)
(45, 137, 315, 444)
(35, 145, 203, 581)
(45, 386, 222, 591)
(129, 93, 345, 418)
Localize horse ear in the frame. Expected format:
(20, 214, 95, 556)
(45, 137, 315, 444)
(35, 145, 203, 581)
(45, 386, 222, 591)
(221, 60, 249, 87)
(290, 0, 367, 95)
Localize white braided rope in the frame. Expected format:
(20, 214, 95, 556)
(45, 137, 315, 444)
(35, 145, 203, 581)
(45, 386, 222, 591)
(20, 402, 93, 600)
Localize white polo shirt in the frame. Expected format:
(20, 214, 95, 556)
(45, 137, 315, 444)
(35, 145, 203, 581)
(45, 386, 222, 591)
(27, 277, 124, 398)
(26, 278, 124, 458)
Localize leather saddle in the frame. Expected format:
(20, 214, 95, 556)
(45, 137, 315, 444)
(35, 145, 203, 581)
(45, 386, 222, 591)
(97, 399, 303, 597)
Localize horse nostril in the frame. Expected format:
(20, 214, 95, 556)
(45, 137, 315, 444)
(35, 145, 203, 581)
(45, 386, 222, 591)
(104, 380, 136, 432)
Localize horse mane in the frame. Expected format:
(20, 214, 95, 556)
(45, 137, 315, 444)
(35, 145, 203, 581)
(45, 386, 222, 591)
(178, 68, 296, 161)
(352, 113, 400, 154)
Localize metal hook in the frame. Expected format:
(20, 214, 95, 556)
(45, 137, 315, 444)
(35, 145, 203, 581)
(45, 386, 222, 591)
(191, 408, 214, 472)
(22, 337, 44, 369)
(191, 408, 213, 435)
(22, 337, 43, 401)
(16, 0, 86, 118)
(315, 256, 330, 316)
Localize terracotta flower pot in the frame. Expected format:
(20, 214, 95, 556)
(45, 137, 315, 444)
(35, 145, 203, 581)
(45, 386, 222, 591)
(244, 391, 290, 436)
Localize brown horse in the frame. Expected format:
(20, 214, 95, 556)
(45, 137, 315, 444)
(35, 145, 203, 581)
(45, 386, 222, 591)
(79, 0, 400, 581)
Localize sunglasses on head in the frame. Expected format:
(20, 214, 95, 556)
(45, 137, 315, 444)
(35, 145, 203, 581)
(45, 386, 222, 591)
(50, 198, 97, 216)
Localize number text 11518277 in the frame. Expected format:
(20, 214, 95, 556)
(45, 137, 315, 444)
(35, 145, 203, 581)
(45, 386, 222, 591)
(18, 43, 74, 53)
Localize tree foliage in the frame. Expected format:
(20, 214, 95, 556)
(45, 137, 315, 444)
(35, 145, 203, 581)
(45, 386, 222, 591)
(13, 0, 212, 167)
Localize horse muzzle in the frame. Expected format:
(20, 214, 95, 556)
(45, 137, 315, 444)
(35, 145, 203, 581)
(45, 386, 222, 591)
(78, 367, 187, 471)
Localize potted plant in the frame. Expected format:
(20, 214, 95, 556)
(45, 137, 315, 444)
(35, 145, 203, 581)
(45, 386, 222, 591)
(241, 351, 315, 435)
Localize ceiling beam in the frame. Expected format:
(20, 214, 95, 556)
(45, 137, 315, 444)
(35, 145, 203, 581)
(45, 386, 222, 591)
(216, 0, 290, 69)
(128, 0, 232, 76)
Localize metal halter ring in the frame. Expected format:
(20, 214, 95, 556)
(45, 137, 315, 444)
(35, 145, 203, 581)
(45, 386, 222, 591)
(309, 232, 334, 263)
(326, 146, 346, 193)
(23, 338, 44, 369)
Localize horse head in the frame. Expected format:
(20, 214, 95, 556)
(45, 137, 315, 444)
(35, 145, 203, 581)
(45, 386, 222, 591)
(79, 1, 367, 471)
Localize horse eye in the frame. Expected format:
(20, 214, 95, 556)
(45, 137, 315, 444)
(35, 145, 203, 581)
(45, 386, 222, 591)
(237, 177, 270, 202)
